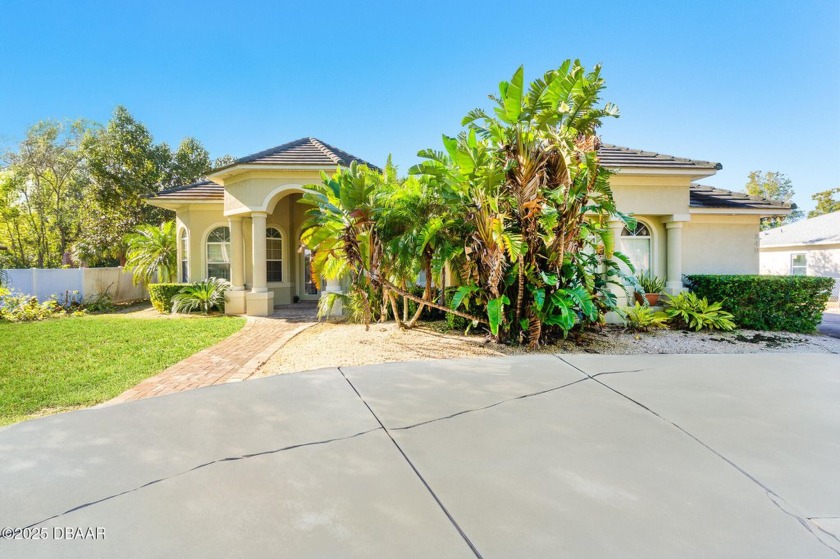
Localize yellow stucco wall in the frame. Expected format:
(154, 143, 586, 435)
(222, 170, 324, 215)
(610, 174, 691, 216)
(175, 204, 228, 283)
(682, 214, 762, 275)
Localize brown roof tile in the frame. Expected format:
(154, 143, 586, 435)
(216, 137, 376, 171)
(689, 184, 791, 210)
(152, 179, 223, 201)
(598, 144, 722, 170)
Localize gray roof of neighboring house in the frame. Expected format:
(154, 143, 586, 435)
(214, 137, 376, 171)
(760, 211, 840, 246)
(598, 144, 722, 170)
(689, 184, 792, 211)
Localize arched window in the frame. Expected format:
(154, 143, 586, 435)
(266, 227, 283, 282)
(179, 229, 189, 282)
(206, 226, 231, 280)
(620, 222, 651, 274)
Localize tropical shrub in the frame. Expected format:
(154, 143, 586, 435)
(623, 303, 669, 331)
(0, 293, 65, 322)
(636, 272, 666, 294)
(663, 292, 736, 331)
(81, 290, 116, 313)
(171, 278, 228, 314)
(149, 283, 188, 313)
(684, 274, 834, 332)
(300, 61, 635, 346)
(124, 221, 177, 285)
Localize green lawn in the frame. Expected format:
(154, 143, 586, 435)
(0, 314, 246, 425)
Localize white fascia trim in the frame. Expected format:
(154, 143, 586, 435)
(208, 164, 344, 181)
(609, 167, 719, 179)
(690, 208, 790, 216)
(760, 241, 840, 249)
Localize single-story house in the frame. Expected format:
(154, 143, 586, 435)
(146, 137, 791, 316)
(759, 211, 840, 303)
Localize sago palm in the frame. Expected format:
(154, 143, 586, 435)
(171, 278, 229, 315)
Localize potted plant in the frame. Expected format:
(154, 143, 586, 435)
(636, 272, 666, 306)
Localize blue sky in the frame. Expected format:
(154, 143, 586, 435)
(1, 0, 838, 212)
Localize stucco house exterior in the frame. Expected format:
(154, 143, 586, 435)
(760, 211, 840, 303)
(147, 137, 791, 316)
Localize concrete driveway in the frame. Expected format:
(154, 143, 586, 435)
(819, 310, 840, 338)
(1, 354, 838, 558)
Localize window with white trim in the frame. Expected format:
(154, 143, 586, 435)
(179, 229, 189, 282)
(266, 227, 283, 282)
(206, 227, 231, 280)
(790, 253, 807, 276)
(620, 222, 652, 274)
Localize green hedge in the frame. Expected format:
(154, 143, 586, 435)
(684, 275, 835, 332)
(148, 283, 188, 313)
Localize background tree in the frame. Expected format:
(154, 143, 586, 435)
(213, 154, 237, 169)
(159, 137, 213, 189)
(744, 170, 803, 229)
(75, 106, 215, 265)
(808, 187, 840, 218)
(0, 120, 89, 267)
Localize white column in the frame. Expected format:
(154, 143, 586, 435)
(228, 217, 245, 291)
(245, 211, 274, 316)
(250, 212, 268, 293)
(607, 219, 628, 304)
(665, 221, 684, 294)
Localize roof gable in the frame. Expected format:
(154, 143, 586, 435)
(214, 137, 376, 172)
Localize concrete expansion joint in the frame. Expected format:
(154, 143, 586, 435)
(337, 366, 485, 559)
(18, 426, 383, 533)
(554, 355, 840, 556)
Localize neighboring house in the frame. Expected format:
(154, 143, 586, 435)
(147, 138, 791, 316)
(759, 211, 840, 303)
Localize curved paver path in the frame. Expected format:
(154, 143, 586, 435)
(106, 304, 317, 404)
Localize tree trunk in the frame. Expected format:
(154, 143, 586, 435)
(383, 280, 487, 325)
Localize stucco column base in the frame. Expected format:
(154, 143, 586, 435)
(225, 290, 247, 315)
(246, 292, 274, 316)
(664, 282, 685, 296)
(321, 279, 344, 317)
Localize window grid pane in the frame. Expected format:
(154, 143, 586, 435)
(266, 239, 282, 260)
(207, 263, 230, 281)
(267, 261, 283, 282)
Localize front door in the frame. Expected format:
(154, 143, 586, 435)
(300, 248, 320, 300)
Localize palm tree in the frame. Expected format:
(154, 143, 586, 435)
(124, 221, 176, 285)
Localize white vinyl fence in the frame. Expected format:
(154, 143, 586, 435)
(4, 267, 147, 303)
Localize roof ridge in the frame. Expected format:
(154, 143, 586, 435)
(308, 137, 343, 165)
(236, 137, 311, 165)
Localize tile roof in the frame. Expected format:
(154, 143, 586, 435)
(152, 179, 223, 201)
(760, 211, 840, 246)
(216, 137, 376, 171)
(598, 144, 722, 170)
(689, 184, 791, 211)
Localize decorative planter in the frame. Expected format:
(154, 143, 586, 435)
(644, 293, 661, 306)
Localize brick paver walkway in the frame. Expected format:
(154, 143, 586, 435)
(106, 304, 318, 404)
